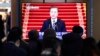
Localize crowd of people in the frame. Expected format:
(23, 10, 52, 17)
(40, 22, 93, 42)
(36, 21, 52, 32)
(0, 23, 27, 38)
(0, 15, 100, 56)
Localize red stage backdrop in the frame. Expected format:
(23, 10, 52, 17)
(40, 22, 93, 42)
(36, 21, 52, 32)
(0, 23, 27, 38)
(22, 3, 86, 39)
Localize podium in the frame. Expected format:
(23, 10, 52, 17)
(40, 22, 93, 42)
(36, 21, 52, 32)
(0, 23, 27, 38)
(39, 32, 68, 40)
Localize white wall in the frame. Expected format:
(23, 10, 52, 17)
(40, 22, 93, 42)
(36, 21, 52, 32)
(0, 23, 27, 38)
(93, 0, 100, 41)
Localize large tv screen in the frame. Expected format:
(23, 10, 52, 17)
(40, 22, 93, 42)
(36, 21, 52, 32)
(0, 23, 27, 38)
(22, 3, 86, 39)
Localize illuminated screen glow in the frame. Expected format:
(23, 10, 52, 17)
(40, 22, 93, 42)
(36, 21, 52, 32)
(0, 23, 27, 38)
(22, 3, 86, 39)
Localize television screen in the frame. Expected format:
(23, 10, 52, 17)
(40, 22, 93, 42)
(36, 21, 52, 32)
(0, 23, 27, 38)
(22, 3, 86, 39)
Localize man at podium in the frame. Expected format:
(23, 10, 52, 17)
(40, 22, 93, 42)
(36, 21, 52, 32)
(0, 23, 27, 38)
(40, 6, 66, 32)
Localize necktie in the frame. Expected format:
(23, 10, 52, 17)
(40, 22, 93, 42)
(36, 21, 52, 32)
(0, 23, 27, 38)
(52, 20, 56, 30)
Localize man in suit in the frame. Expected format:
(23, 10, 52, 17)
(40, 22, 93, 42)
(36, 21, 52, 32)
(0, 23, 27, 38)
(40, 6, 66, 32)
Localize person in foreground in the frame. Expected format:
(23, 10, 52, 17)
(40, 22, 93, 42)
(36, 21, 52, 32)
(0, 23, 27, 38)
(3, 27, 27, 56)
(27, 30, 42, 56)
(41, 28, 61, 56)
(61, 25, 83, 56)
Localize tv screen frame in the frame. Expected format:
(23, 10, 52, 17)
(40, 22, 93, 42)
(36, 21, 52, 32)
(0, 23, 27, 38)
(21, 3, 87, 40)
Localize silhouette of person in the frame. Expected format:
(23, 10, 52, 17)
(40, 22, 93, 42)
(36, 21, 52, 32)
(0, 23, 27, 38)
(61, 25, 83, 56)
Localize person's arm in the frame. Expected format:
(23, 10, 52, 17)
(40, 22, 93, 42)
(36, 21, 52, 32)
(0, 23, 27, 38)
(40, 21, 46, 32)
(61, 21, 66, 32)
(40, 20, 49, 32)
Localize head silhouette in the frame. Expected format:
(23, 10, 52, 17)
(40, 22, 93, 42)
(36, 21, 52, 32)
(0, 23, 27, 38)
(7, 27, 22, 42)
(43, 28, 56, 39)
(72, 25, 83, 36)
(28, 30, 39, 41)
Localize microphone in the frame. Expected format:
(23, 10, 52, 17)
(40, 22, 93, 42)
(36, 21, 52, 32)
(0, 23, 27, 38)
(49, 24, 50, 29)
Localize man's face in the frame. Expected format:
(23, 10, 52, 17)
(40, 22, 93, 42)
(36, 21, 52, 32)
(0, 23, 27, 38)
(50, 8, 58, 19)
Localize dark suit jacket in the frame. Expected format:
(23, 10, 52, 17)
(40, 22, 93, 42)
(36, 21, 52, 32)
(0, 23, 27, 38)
(40, 19, 66, 32)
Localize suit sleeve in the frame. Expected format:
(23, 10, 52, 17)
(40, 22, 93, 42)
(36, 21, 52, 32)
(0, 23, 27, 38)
(40, 21, 46, 32)
(62, 21, 66, 32)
